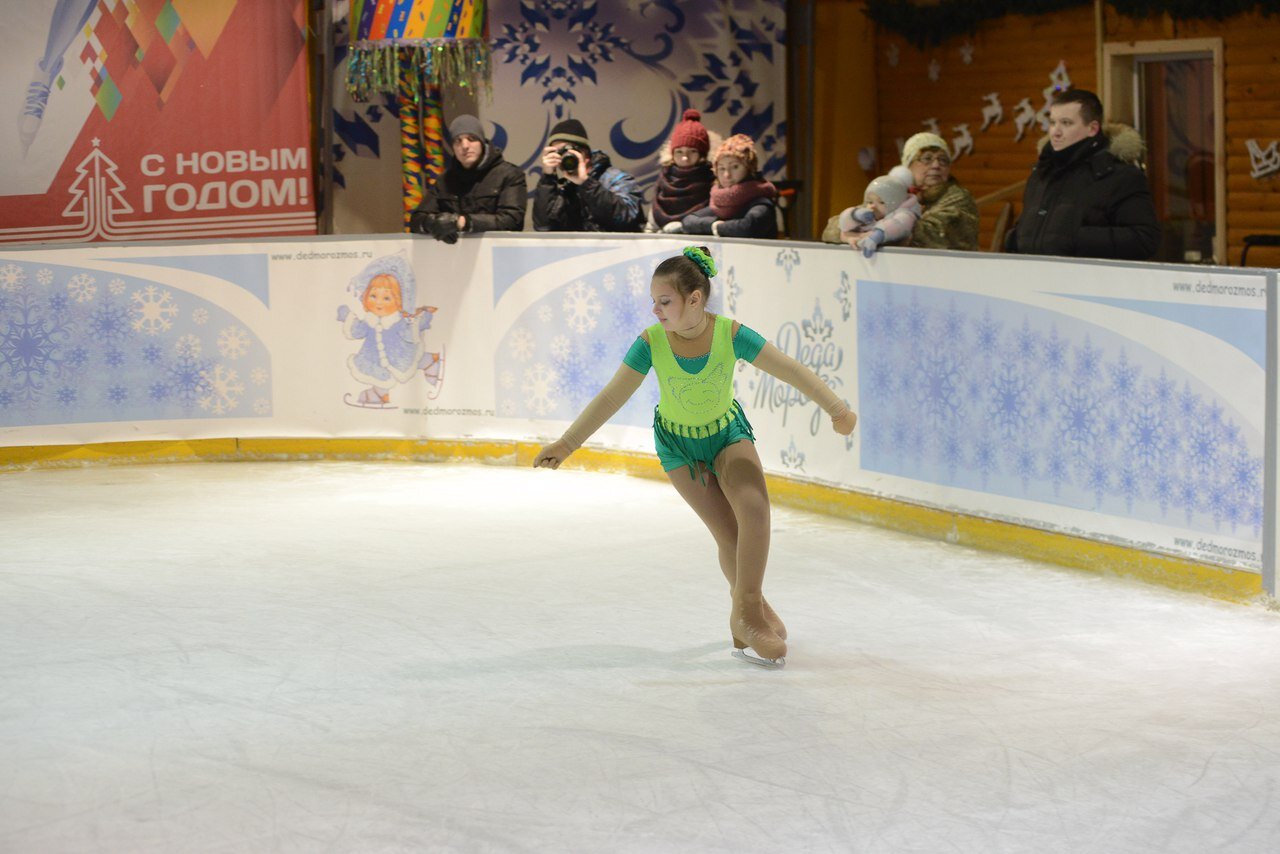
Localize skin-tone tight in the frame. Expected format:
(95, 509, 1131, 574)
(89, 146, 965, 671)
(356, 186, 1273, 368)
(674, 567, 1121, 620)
(665, 440, 770, 598)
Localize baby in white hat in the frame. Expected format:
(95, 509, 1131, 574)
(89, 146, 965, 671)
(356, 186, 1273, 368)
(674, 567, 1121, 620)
(837, 164, 921, 257)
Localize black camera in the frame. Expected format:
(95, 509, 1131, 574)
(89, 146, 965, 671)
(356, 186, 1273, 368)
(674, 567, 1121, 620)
(558, 147, 580, 173)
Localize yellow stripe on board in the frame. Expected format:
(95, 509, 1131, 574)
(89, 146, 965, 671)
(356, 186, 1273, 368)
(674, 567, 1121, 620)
(0, 438, 1262, 603)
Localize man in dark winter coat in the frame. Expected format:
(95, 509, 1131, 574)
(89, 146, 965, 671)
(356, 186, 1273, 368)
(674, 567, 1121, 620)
(1006, 89, 1159, 261)
(410, 114, 527, 244)
(532, 118, 645, 232)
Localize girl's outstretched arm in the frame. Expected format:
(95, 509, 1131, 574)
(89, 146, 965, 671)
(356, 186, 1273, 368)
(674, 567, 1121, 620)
(533, 364, 647, 468)
(751, 342, 858, 435)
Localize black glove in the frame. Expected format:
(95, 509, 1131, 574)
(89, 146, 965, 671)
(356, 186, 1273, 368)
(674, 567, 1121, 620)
(422, 213, 460, 243)
(435, 218, 460, 244)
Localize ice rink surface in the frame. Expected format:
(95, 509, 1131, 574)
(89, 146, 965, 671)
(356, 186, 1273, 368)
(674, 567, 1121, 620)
(1, 461, 1279, 853)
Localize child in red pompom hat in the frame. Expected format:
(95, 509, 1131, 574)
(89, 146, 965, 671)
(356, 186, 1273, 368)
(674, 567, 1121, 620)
(652, 109, 719, 231)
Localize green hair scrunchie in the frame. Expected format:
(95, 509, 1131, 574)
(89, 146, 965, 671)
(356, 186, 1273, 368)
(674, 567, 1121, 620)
(682, 245, 717, 279)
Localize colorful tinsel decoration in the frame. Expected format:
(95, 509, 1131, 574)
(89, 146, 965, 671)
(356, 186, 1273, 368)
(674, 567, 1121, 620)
(346, 40, 492, 103)
(346, 0, 490, 103)
(345, 0, 488, 228)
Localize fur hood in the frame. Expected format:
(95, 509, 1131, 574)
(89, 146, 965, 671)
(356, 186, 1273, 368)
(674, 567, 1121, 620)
(1035, 122, 1146, 167)
(657, 127, 726, 167)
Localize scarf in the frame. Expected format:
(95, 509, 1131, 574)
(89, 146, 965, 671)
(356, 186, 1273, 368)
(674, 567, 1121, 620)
(654, 163, 714, 226)
(1037, 134, 1104, 178)
(710, 177, 777, 220)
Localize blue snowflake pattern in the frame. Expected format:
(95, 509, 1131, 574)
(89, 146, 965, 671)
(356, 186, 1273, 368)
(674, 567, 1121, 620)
(1123, 396, 1165, 471)
(1056, 382, 1102, 458)
(1011, 443, 1039, 490)
(904, 297, 927, 340)
(987, 362, 1030, 439)
(1115, 464, 1141, 513)
(679, 11, 785, 168)
(0, 293, 72, 402)
(912, 346, 961, 427)
(857, 282, 1265, 539)
(1012, 318, 1039, 363)
(1071, 336, 1104, 385)
(940, 301, 965, 343)
(1042, 326, 1067, 376)
(493, 1, 677, 120)
(495, 252, 666, 423)
(148, 381, 170, 403)
(553, 343, 598, 411)
(1108, 349, 1139, 398)
(492, 1, 786, 185)
(866, 355, 896, 397)
(167, 353, 214, 411)
(88, 301, 132, 347)
(972, 309, 1002, 360)
(972, 436, 1000, 487)
(1, 262, 270, 426)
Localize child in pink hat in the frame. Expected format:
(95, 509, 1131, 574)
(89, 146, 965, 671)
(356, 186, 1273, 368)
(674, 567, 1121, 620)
(679, 133, 778, 239)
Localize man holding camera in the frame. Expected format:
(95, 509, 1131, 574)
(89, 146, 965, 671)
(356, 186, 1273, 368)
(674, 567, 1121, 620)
(532, 118, 645, 232)
(410, 114, 528, 243)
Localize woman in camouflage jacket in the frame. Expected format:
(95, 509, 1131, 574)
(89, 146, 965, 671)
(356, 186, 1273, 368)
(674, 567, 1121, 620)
(822, 131, 978, 251)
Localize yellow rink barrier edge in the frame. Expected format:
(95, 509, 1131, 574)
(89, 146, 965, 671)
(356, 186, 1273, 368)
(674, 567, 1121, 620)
(0, 437, 1262, 603)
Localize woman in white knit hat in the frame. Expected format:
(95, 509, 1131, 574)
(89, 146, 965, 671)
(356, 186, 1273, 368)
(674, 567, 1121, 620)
(899, 131, 979, 251)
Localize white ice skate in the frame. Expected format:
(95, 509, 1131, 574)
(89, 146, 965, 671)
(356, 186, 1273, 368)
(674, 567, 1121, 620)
(343, 389, 396, 409)
(19, 58, 60, 154)
(422, 347, 445, 399)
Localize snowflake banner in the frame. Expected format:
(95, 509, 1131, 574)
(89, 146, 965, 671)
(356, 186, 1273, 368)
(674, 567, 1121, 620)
(492, 242, 702, 427)
(0, 234, 1273, 575)
(490, 0, 787, 193)
(0, 256, 271, 424)
(328, 0, 788, 232)
(857, 282, 1263, 537)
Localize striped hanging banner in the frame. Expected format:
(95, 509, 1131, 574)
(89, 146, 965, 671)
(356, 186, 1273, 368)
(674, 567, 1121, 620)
(347, 0, 490, 103)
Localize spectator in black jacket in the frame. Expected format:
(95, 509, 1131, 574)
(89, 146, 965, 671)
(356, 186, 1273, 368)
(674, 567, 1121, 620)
(410, 114, 527, 243)
(1006, 89, 1159, 261)
(533, 118, 645, 232)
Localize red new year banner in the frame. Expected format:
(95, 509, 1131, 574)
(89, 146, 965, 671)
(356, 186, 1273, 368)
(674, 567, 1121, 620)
(0, 0, 316, 244)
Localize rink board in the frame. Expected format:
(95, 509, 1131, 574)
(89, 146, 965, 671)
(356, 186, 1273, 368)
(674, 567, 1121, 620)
(0, 234, 1273, 583)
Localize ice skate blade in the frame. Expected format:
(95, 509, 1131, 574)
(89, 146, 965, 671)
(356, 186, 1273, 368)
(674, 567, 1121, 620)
(731, 648, 786, 669)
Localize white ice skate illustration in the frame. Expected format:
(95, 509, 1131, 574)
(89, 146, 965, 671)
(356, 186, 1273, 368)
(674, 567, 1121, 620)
(19, 0, 96, 155)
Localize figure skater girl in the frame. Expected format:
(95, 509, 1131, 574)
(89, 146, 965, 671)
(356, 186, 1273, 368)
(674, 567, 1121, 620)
(534, 246, 857, 667)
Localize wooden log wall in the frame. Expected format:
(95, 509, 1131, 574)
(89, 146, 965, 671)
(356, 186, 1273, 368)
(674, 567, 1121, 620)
(867, 5, 1280, 265)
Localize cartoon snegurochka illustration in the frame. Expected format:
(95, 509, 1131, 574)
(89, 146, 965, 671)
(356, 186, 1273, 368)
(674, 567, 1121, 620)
(20, 0, 96, 154)
(337, 254, 443, 408)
